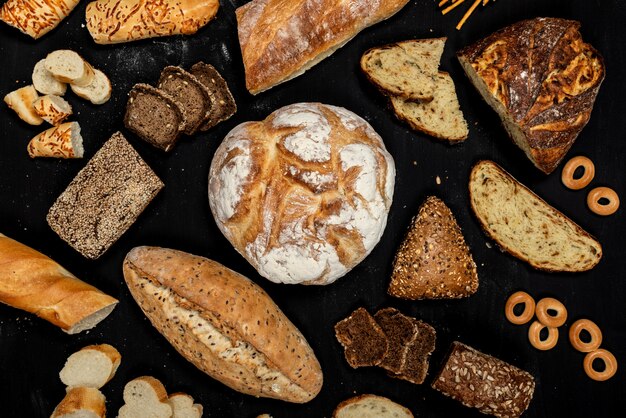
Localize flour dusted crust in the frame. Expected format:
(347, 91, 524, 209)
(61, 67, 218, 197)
(209, 103, 395, 285)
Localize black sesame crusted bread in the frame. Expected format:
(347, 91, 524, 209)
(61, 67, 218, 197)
(432, 341, 535, 418)
(334, 307, 389, 369)
(389, 196, 478, 300)
(190, 62, 237, 130)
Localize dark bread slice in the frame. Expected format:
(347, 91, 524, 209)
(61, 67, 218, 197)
(190, 62, 236, 130)
(389, 196, 478, 300)
(432, 341, 535, 418)
(391, 318, 436, 385)
(373, 308, 417, 374)
(334, 308, 389, 368)
(124, 83, 186, 152)
(158, 66, 211, 135)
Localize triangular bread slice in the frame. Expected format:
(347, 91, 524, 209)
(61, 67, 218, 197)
(118, 376, 172, 418)
(334, 307, 389, 368)
(333, 394, 413, 418)
(51, 387, 106, 418)
(168, 393, 203, 418)
(361, 38, 446, 101)
(59, 344, 121, 389)
(389, 196, 478, 300)
(390, 72, 468, 142)
(469, 160, 602, 271)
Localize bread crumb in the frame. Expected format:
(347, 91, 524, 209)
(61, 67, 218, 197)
(413, 160, 417, 166)
(436, 176, 441, 185)
(486, 242, 492, 249)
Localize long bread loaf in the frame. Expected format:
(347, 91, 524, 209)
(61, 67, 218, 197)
(0, 0, 80, 39)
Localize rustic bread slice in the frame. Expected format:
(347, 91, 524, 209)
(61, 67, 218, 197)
(118, 376, 172, 418)
(51, 387, 106, 418)
(335, 307, 389, 368)
(33, 59, 67, 96)
(33, 94, 72, 125)
(4, 85, 43, 125)
(373, 308, 417, 374)
(60, 344, 121, 389)
(168, 393, 203, 418)
(469, 160, 602, 271)
(333, 394, 413, 418)
(71, 69, 111, 105)
(391, 71, 468, 142)
(389, 196, 478, 300)
(190, 62, 236, 130)
(392, 318, 436, 384)
(361, 38, 446, 101)
(45, 50, 95, 87)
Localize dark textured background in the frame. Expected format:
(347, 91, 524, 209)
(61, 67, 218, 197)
(1, 0, 624, 416)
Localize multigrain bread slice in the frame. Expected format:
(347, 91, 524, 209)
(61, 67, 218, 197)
(373, 308, 417, 374)
(4, 85, 43, 125)
(33, 59, 67, 96)
(333, 394, 413, 418)
(45, 50, 95, 87)
(389, 196, 478, 300)
(124, 83, 186, 152)
(361, 38, 446, 101)
(118, 376, 172, 418)
(391, 72, 468, 142)
(190, 62, 237, 130)
(71, 69, 111, 105)
(392, 317, 436, 385)
(334, 308, 389, 368)
(158, 66, 211, 135)
(469, 160, 602, 272)
(168, 393, 203, 418)
(60, 344, 121, 389)
(33, 94, 72, 125)
(51, 387, 106, 418)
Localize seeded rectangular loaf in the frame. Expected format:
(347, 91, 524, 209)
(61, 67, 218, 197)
(469, 160, 602, 272)
(432, 342, 535, 418)
(47, 132, 163, 259)
(190, 62, 237, 130)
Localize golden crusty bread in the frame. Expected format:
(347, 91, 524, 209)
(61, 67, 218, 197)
(51, 387, 106, 418)
(469, 160, 602, 272)
(123, 246, 323, 403)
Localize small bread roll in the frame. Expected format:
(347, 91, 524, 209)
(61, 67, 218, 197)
(45, 50, 95, 87)
(27, 121, 84, 158)
(50, 387, 106, 418)
(118, 376, 172, 418)
(4, 85, 43, 125)
(33, 95, 72, 125)
(32, 59, 67, 96)
(71, 69, 111, 105)
(59, 344, 121, 389)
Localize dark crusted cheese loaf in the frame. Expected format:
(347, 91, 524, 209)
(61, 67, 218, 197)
(469, 160, 602, 272)
(458, 17, 604, 174)
(190, 62, 237, 130)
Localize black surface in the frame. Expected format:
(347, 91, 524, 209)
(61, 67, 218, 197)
(1, 1, 624, 417)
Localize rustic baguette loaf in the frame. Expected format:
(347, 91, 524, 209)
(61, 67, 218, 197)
(469, 160, 602, 272)
(85, 0, 219, 44)
(123, 246, 323, 403)
(0, 0, 80, 39)
(0, 233, 118, 334)
(236, 0, 410, 94)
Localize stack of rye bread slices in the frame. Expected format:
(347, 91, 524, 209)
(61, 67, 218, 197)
(125, 63, 236, 152)
(361, 38, 468, 142)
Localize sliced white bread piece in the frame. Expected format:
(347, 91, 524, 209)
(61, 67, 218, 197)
(469, 160, 602, 271)
(333, 394, 413, 418)
(117, 376, 173, 418)
(71, 69, 112, 105)
(60, 344, 121, 389)
(33, 59, 67, 96)
(27, 121, 84, 159)
(168, 393, 203, 418)
(33, 95, 72, 125)
(45, 50, 95, 87)
(4, 85, 43, 125)
(391, 72, 468, 142)
(50, 387, 106, 418)
(361, 38, 446, 101)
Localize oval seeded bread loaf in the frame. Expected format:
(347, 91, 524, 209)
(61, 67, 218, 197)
(469, 160, 602, 272)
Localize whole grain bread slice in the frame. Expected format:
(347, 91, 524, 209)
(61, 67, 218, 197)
(391, 317, 436, 385)
(190, 62, 236, 130)
(373, 308, 417, 374)
(469, 160, 602, 272)
(389, 196, 478, 300)
(334, 307, 389, 368)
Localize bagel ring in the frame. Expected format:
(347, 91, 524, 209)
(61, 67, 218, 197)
(569, 319, 603, 353)
(583, 349, 618, 381)
(528, 320, 559, 351)
(561, 156, 595, 190)
(536, 297, 568, 328)
(505, 291, 536, 325)
(587, 187, 620, 216)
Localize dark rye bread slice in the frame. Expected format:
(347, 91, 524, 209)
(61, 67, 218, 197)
(393, 317, 436, 385)
(432, 341, 535, 418)
(373, 308, 417, 374)
(47, 132, 163, 259)
(389, 196, 478, 300)
(124, 83, 186, 152)
(158, 66, 212, 135)
(469, 160, 602, 272)
(190, 62, 237, 130)
(334, 308, 389, 368)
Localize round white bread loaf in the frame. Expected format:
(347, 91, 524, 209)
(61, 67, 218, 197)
(209, 103, 395, 285)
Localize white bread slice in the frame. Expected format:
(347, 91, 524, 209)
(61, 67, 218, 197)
(391, 72, 468, 142)
(71, 69, 112, 105)
(60, 344, 121, 389)
(33, 95, 72, 125)
(33, 59, 67, 96)
(51, 387, 106, 418)
(168, 393, 203, 418)
(361, 38, 446, 101)
(45, 50, 95, 87)
(333, 394, 413, 418)
(117, 376, 173, 418)
(469, 160, 602, 272)
(28, 121, 84, 159)
(4, 85, 43, 125)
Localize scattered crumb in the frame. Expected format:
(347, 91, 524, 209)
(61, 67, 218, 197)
(436, 176, 442, 185)
(486, 242, 492, 249)
(412, 160, 417, 166)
